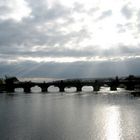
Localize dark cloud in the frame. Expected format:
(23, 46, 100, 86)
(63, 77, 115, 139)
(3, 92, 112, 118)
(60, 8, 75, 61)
(0, 44, 140, 60)
(26, 1, 71, 22)
(101, 45, 140, 57)
(0, 0, 90, 60)
(0, 0, 12, 16)
(0, 0, 137, 59)
(72, 2, 85, 13)
(0, 6, 12, 15)
(0, 18, 89, 58)
(0, 57, 140, 78)
(98, 10, 112, 20)
(136, 10, 140, 32)
(116, 24, 126, 33)
(0, 0, 140, 78)
(0, 0, 78, 47)
(116, 23, 134, 33)
(121, 5, 133, 19)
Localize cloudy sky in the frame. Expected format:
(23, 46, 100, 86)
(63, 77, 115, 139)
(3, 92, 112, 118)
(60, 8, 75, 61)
(0, 0, 140, 78)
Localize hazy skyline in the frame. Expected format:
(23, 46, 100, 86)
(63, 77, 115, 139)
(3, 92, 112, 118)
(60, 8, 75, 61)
(0, 0, 140, 78)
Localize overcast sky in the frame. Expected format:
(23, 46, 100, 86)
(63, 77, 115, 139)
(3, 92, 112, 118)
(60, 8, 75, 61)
(0, 0, 140, 78)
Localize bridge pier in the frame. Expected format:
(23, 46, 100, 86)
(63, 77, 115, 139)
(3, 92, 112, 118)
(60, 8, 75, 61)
(75, 80, 82, 92)
(76, 86, 82, 92)
(93, 80, 100, 91)
(93, 85, 100, 91)
(110, 85, 117, 91)
(38, 82, 49, 93)
(24, 87, 31, 93)
(41, 87, 48, 92)
(59, 86, 65, 92)
(58, 80, 65, 92)
(110, 78, 118, 91)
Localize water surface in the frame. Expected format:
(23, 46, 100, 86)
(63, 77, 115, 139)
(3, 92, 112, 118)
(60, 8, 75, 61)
(0, 87, 140, 140)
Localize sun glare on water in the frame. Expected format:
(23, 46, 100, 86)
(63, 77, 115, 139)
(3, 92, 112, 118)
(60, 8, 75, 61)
(105, 106, 122, 140)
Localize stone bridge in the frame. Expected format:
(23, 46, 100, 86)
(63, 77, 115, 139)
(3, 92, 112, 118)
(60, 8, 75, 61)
(3, 76, 140, 93)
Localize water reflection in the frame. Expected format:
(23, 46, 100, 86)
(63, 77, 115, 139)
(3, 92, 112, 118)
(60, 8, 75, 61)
(104, 106, 121, 140)
(0, 90, 140, 140)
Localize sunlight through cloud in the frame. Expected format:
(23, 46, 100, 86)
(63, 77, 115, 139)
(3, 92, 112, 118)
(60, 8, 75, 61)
(0, 0, 140, 77)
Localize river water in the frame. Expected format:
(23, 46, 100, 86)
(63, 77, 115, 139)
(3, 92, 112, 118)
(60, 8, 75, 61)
(0, 85, 140, 140)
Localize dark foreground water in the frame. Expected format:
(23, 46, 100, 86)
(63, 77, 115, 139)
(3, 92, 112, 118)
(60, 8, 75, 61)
(0, 87, 140, 140)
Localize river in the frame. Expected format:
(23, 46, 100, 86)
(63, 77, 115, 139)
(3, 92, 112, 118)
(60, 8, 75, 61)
(0, 84, 140, 140)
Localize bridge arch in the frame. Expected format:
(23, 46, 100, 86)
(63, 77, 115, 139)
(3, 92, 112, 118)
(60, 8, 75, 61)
(82, 86, 93, 92)
(15, 87, 24, 93)
(100, 86, 110, 92)
(31, 86, 41, 93)
(48, 85, 59, 92)
(65, 87, 77, 92)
